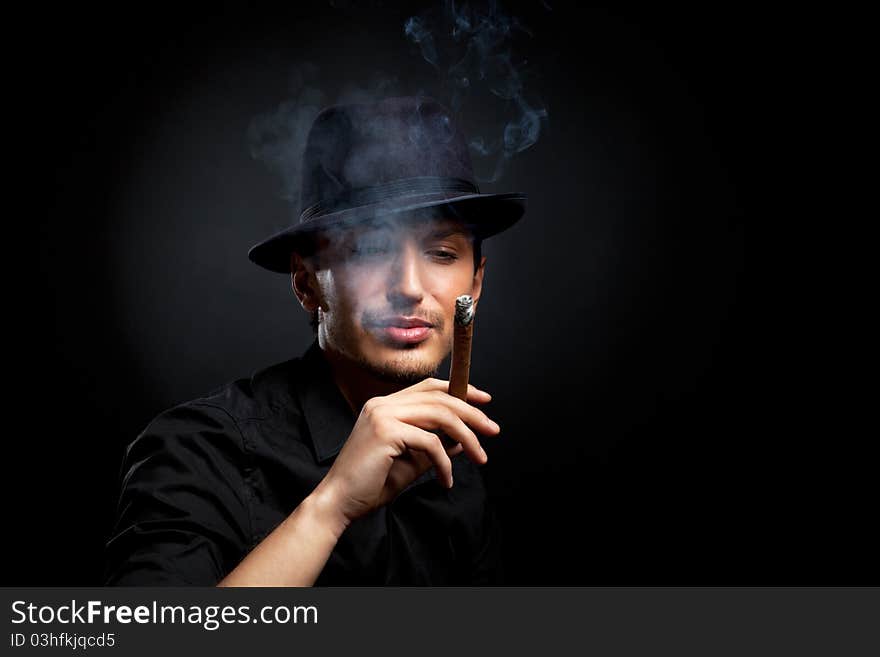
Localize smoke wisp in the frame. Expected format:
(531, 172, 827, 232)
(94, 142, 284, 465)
(404, 0, 549, 182)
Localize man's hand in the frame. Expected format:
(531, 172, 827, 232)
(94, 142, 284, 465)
(313, 377, 500, 527)
(218, 377, 498, 586)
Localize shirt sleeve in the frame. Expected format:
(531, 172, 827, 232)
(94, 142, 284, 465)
(103, 402, 252, 586)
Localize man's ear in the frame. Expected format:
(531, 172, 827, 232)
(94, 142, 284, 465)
(290, 252, 324, 312)
(471, 255, 487, 311)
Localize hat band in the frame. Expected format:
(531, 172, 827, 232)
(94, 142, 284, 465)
(300, 176, 480, 223)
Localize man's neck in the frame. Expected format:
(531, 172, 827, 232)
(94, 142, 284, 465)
(319, 344, 407, 415)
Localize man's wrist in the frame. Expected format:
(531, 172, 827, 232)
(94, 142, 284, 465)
(302, 482, 351, 542)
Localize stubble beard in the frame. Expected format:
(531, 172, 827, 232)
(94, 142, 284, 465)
(359, 347, 444, 385)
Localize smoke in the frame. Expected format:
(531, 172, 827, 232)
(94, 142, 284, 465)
(247, 65, 326, 204)
(404, 0, 549, 182)
(404, 17, 440, 69)
(248, 64, 403, 214)
(248, 1, 548, 215)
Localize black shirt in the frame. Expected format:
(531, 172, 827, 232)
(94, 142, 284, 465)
(104, 340, 504, 585)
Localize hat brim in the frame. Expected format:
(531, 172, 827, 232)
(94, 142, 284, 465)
(248, 191, 526, 274)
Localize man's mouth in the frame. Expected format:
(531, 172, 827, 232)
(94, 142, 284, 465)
(372, 316, 434, 345)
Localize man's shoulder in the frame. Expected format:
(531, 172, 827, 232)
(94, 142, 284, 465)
(135, 350, 312, 447)
(188, 352, 312, 426)
(197, 358, 298, 413)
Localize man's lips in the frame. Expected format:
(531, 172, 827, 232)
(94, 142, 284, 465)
(371, 316, 434, 344)
(375, 316, 434, 328)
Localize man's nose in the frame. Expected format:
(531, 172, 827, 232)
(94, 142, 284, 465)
(386, 241, 424, 307)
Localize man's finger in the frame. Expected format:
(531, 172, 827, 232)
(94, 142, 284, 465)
(390, 406, 487, 465)
(396, 425, 455, 488)
(395, 390, 500, 437)
(400, 378, 492, 403)
(446, 443, 465, 457)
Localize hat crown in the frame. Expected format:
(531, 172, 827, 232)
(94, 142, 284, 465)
(300, 97, 474, 216)
(248, 96, 525, 274)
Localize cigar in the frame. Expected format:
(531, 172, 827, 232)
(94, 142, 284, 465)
(448, 294, 475, 401)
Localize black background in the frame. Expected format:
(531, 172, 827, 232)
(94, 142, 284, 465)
(5, 1, 866, 585)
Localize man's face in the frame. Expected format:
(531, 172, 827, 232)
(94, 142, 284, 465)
(304, 214, 485, 384)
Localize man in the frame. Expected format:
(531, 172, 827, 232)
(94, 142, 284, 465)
(104, 97, 526, 585)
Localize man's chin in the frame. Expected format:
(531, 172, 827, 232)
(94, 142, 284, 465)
(360, 350, 443, 385)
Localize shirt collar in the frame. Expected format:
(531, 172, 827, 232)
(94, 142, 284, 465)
(293, 340, 439, 487)
(295, 339, 358, 464)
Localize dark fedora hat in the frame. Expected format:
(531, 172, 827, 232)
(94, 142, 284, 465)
(248, 96, 526, 273)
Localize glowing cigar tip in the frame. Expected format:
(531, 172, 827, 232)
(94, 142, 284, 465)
(454, 295, 475, 326)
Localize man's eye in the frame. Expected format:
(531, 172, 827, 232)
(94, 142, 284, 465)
(429, 250, 458, 261)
